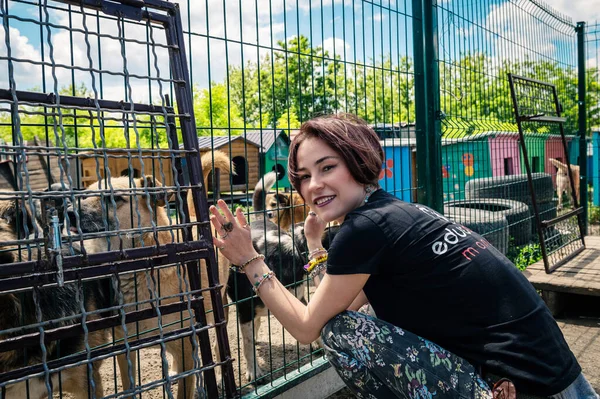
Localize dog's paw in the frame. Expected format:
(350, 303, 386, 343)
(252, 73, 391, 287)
(246, 365, 269, 385)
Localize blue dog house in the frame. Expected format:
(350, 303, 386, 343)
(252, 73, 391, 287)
(379, 138, 415, 202)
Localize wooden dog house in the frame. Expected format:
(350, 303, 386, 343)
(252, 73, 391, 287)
(195, 135, 260, 192)
(77, 149, 177, 189)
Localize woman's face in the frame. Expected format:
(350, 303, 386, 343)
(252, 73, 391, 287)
(296, 137, 367, 223)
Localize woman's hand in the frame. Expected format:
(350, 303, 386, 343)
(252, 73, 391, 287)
(303, 210, 328, 249)
(209, 200, 259, 265)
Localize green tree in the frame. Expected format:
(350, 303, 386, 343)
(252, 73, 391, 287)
(193, 83, 244, 136)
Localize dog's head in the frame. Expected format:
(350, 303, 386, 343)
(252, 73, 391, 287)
(67, 176, 172, 245)
(265, 192, 307, 230)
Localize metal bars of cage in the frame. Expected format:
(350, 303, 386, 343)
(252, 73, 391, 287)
(508, 73, 586, 274)
(0, 0, 236, 397)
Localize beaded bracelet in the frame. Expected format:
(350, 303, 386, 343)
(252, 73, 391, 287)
(309, 262, 327, 279)
(304, 253, 328, 274)
(253, 270, 276, 294)
(231, 254, 265, 273)
(308, 247, 326, 259)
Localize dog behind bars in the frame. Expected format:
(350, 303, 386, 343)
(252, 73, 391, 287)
(0, 200, 110, 399)
(550, 158, 580, 209)
(252, 171, 307, 231)
(227, 212, 340, 382)
(70, 151, 232, 399)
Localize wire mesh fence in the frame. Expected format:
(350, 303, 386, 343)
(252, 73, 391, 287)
(1, 0, 599, 398)
(0, 0, 234, 398)
(435, 0, 590, 268)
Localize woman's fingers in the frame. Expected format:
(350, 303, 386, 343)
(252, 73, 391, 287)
(235, 207, 248, 226)
(217, 199, 236, 222)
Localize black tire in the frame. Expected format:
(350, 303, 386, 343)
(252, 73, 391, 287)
(465, 173, 554, 205)
(444, 198, 531, 245)
(443, 207, 509, 255)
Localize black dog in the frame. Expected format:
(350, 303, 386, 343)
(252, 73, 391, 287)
(0, 199, 111, 398)
(226, 218, 338, 382)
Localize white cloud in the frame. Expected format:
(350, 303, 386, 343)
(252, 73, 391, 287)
(373, 13, 385, 22)
(0, 26, 44, 90)
(323, 37, 350, 60)
(540, 0, 600, 25)
(483, 1, 561, 66)
(1, 0, 288, 103)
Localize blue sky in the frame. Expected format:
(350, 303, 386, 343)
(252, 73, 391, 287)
(1, 0, 598, 103)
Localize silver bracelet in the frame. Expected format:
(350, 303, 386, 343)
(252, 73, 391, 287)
(309, 262, 327, 279)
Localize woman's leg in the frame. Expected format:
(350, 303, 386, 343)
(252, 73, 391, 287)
(321, 311, 493, 399)
(549, 373, 599, 399)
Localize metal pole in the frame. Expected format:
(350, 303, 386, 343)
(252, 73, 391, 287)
(413, 0, 443, 211)
(577, 21, 588, 234)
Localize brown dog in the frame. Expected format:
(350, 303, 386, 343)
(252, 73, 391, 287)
(0, 200, 108, 398)
(252, 171, 306, 230)
(70, 150, 233, 399)
(550, 158, 580, 209)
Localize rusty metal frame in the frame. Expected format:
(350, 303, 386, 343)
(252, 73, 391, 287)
(508, 73, 585, 273)
(0, 0, 236, 396)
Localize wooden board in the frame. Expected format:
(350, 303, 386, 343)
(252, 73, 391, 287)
(523, 236, 600, 296)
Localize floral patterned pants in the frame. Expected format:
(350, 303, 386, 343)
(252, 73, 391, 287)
(321, 311, 494, 399)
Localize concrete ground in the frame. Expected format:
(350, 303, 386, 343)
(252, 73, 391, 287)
(327, 294, 600, 398)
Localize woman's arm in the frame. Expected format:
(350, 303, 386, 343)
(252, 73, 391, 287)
(311, 267, 368, 311)
(243, 260, 369, 344)
(347, 290, 369, 311)
(210, 201, 369, 344)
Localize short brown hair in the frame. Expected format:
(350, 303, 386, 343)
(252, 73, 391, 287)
(288, 114, 384, 195)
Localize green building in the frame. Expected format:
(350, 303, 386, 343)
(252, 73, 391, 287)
(244, 130, 291, 189)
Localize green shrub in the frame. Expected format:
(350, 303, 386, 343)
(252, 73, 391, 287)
(589, 204, 600, 225)
(512, 243, 542, 271)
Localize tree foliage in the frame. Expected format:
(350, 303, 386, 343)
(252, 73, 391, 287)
(1, 44, 598, 147)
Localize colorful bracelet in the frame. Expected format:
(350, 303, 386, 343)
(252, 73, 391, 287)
(308, 247, 326, 259)
(253, 270, 276, 294)
(231, 254, 265, 273)
(304, 253, 328, 273)
(309, 262, 327, 279)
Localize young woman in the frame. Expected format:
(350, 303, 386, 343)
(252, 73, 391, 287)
(209, 114, 598, 398)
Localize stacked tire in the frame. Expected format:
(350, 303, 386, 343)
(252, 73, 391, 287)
(444, 199, 531, 245)
(464, 173, 557, 240)
(443, 207, 509, 255)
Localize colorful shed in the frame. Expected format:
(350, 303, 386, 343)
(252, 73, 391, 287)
(488, 132, 522, 177)
(545, 134, 572, 187)
(244, 130, 291, 189)
(441, 134, 493, 201)
(520, 134, 547, 174)
(379, 138, 415, 202)
(568, 137, 594, 184)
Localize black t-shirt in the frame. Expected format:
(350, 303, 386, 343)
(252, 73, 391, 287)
(327, 189, 581, 396)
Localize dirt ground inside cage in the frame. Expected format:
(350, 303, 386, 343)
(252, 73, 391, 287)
(59, 294, 600, 399)
(60, 302, 320, 399)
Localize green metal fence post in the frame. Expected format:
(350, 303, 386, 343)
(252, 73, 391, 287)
(413, 0, 443, 211)
(577, 21, 588, 235)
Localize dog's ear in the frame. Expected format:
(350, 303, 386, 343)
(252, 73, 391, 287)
(139, 175, 173, 207)
(275, 193, 291, 207)
(0, 200, 35, 238)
